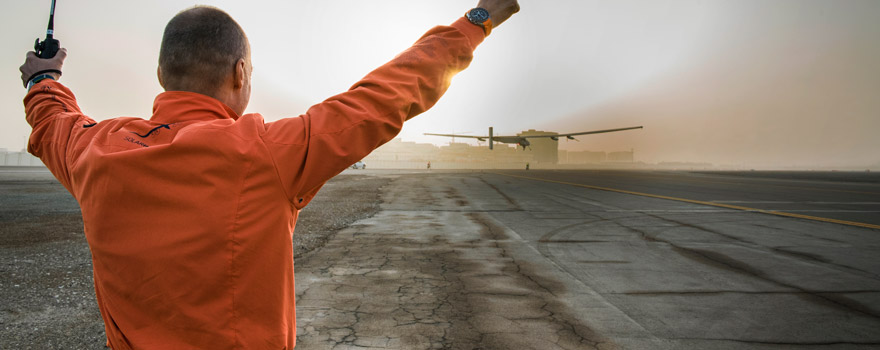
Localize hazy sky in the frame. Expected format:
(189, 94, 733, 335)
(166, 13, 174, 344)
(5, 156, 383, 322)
(2, 1, 878, 168)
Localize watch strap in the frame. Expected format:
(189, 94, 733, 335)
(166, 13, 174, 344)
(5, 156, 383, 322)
(465, 8, 493, 36)
(482, 18, 493, 36)
(27, 73, 57, 91)
(26, 69, 62, 85)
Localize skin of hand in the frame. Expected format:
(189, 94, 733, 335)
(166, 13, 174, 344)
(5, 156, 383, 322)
(20, 48, 67, 88)
(476, 0, 521, 28)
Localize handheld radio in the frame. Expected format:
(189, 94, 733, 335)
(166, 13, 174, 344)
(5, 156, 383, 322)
(34, 0, 60, 59)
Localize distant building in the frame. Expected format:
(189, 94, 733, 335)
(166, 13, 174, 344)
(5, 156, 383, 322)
(364, 135, 637, 169)
(607, 151, 634, 162)
(560, 150, 607, 164)
(0, 149, 43, 166)
(365, 138, 439, 162)
(657, 161, 713, 169)
(364, 138, 533, 169)
(517, 129, 558, 164)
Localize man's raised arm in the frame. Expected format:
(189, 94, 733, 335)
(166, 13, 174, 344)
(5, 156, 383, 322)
(263, 1, 520, 207)
(20, 48, 93, 190)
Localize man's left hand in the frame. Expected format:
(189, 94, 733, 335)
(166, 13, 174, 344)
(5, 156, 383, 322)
(20, 48, 67, 88)
(477, 0, 520, 28)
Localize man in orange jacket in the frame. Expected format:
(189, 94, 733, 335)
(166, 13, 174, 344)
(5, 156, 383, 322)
(19, 1, 519, 349)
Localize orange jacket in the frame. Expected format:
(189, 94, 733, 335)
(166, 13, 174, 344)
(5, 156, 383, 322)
(24, 18, 484, 349)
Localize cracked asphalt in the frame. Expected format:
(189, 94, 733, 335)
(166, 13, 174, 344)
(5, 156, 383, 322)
(294, 174, 612, 349)
(294, 170, 880, 350)
(3, 167, 879, 349)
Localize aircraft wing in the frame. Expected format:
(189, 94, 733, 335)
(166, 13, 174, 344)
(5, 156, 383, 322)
(426, 126, 643, 144)
(423, 133, 489, 140)
(520, 126, 644, 139)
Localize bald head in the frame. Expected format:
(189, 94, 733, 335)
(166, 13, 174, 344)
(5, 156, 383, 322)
(158, 6, 250, 96)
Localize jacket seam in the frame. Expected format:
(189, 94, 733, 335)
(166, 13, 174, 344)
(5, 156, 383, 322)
(259, 136, 299, 206)
(228, 159, 254, 349)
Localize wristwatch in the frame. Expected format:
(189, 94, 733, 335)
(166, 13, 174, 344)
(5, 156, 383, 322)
(26, 73, 57, 91)
(465, 8, 493, 36)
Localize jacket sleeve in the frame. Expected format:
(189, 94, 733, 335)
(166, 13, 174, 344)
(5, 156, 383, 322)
(23, 80, 95, 191)
(261, 17, 486, 208)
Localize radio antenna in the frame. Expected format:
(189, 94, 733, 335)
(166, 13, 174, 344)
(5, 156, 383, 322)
(34, 0, 60, 58)
(46, 0, 56, 39)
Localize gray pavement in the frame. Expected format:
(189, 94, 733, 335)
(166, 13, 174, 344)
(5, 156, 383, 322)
(295, 170, 880, 349)
(4, 168, 879, 349)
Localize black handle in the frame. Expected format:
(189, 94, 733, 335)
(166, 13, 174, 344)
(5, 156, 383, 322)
(35, 0, 59, 59)
(35, 37, 60, 59)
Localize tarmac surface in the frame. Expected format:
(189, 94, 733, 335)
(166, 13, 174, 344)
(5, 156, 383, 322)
(2, 167, 879, 349)
(294, 169, 880, 349)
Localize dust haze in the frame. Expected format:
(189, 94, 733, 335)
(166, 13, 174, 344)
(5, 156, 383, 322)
(2, 1, 878, 169)
(547, 1, 880, 169)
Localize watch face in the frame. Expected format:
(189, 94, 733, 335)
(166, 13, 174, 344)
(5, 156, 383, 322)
(468, 8, 490, 24)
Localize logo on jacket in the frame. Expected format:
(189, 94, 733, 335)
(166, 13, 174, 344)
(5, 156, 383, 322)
(131, 123, 172, 138)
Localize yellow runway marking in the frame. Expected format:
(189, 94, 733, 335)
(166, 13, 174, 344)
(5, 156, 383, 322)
(554, 170, 880, 196)
(492, 172, 880, 231)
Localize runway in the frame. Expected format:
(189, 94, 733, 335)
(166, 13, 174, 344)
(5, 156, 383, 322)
(482, 170, 880, 348)
(4, 167, 879, 348)
(296, 169, 880, 349)
(493, 170, 880, 228)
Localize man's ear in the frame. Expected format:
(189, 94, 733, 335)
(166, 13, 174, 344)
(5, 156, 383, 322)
(157, 66, 165, 89)
(233, 59, 246, 89)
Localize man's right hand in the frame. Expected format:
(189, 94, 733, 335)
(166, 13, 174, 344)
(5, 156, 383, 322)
(477, 0, 520, 28)
(20, 48, 67, 88)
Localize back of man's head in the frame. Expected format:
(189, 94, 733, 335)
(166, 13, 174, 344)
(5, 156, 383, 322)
(159, 6, 248, 95)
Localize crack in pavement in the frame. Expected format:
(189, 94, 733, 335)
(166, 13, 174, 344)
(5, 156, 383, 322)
(466, 212, 613, 350)
(597, 215, 880, 320)
(481, 172, 880, 347)
(294, 176, 617, 349)
(650, 215, 880, 281)
(513, 176, 880, 321)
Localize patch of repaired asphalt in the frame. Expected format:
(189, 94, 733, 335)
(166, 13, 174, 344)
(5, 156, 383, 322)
(294, 176, 391, 258)
(294, 175, 616, 350)
(0, 173, 388, 349)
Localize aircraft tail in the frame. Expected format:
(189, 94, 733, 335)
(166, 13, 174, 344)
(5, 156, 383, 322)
(489, 127, 493, 150)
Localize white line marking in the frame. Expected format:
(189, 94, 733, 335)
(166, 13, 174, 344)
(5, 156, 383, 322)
(711, 201, 880, 205)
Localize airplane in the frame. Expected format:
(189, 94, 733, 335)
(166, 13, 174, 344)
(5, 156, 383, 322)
(425, 126, 643, 150)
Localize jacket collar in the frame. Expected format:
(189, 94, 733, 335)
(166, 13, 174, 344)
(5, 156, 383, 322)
(150, 91, 240, 123)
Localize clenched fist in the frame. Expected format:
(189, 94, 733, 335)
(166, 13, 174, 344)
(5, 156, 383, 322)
(477, 0, 520, 28)
(20, 48, 67, 88)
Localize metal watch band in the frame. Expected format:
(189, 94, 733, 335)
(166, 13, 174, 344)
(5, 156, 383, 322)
(27, 73, 57, 91)
(465, 8, 493, 36)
